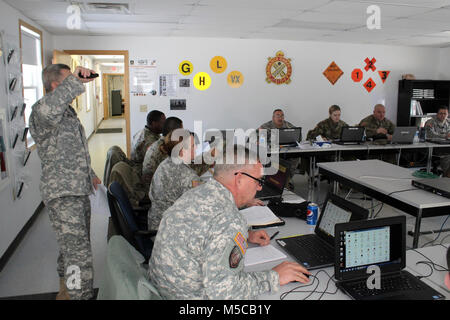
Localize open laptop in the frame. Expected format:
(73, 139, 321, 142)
(255, 159, 290, 200)
(276, 194, 368, 270)
(412, 177, 450, 198)
(390, 126, 416, 144)
(333, 126, 365, 145)
(278, 127, 302, 147)
(334, 216, 445, 300)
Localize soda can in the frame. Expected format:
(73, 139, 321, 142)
(307, 203, 319, 225)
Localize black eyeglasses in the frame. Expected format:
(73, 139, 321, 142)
(234, 172, 265, 186)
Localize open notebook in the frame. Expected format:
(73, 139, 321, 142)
(240, 206, 285, 228)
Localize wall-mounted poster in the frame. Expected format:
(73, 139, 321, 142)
(159, 74, 178, 96)
(129, 58, 157, 96)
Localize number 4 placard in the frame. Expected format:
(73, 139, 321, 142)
(363, 78, 376, 93)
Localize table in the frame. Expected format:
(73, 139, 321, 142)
(317, 159, 450, 248)
(246, 208, 449, 300)
(269, 141, 450, 203)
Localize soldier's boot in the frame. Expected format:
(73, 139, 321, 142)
(56, 277, 70, 300)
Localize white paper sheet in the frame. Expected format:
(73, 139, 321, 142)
(244, 244, 287, 267)
(240, 206, 282, 227)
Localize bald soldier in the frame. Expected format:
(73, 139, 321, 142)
(359, 104, 396, 141)
(148, 145, 310, 299)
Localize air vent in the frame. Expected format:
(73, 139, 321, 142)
(79, 2, 130, 14)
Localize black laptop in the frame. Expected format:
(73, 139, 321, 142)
(334, 216, 445, 300)
(276, 194, 368, 270)
(278, 127, 302, 147)
(333, 126, 365, 145)
(255, 159, 290, 200)
(390, 126, 416, 144)
(412, 177, 450, 198)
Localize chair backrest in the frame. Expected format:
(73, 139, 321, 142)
(108, 182, 143, 252)
(104, 145, 128, 187)
(97, 235, 162, 300)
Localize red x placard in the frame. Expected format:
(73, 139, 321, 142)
(364, 57, 376, 72)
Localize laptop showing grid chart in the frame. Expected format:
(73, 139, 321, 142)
(276, 194, 368, 270)
(334, 216, 445, 300)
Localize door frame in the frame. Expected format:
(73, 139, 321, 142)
(63, 50, 131, 157)
(102, 73, 124, 120)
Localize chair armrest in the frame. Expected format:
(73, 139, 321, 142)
(135, 230, 157, 237)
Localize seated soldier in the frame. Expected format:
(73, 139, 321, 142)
(259, 108, 299, 189)
(302, 105, 349, 175)
(148, 145, 311, 299)
(359, 104, 395, 141)
(130, 110, 166, 174)
(425, 105, 450, 177)
(147, 129, 201, 230)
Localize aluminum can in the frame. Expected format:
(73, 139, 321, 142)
(306, 203, 319, 225)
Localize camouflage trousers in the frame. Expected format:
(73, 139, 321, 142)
(46, 196, 94, 300)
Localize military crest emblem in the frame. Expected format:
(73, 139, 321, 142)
(266, 51, 292, 85)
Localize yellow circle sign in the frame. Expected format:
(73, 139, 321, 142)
(227, 71, 244, 88)
(179, 60, 193, 75)
(193, 72, 211, 91)
(210, 56, 227, 73)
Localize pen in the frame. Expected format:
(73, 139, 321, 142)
(270, 231, 280, 240)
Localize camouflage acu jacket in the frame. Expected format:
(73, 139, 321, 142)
(359, 114, 395, 139)
(425, 117, 450, 139)
(130, 126, 160, 170)
(29, 75, 96, 203)
(148, 179, 280, 299)
(307, 118, 349, 140)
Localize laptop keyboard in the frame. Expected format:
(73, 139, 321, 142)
(346, 273, 425, 298)
(289, 235, 334, 265)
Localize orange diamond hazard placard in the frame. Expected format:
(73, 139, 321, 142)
(323, 61, 343, 85)
(363, 78, 376, 92)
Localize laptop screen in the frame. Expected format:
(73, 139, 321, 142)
(314, 194, 369, 246)
(317, 201, 352, 237)
(278, 128, 302, 144)
(335, 216, 405, 281)
(264, 161, 289, 192)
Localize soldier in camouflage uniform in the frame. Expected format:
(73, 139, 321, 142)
(148, 145, 310, 299)
(302, 105, 349, 174)
(148, 130, 201, 230)
(142, 118, 211, 192)
(307, 105, 349, 141)
(259, 109, 299, 185)
(425, 106, 450, 177)
(29, 64, 101, 300)
(359, 104, 396, 141)
(359, 104, 396, 163)
(130, 110, 165, 174)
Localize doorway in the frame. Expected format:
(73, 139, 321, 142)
(102, 73, 125, 119)
(52, 49, 131, 157)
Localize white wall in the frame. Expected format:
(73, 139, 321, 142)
(54, 36, 440, 139)
(437, 47, 450, 81)
(0, 0, 53, 257)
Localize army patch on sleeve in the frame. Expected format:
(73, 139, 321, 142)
(234, 232, 247, 255)
(229, 246, 242, 269)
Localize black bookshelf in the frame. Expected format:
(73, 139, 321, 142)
(397, 80, 450, 127)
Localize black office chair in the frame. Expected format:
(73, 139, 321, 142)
(107, 182, 157, 262)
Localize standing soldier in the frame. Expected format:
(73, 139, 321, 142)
(29, 64, 101, 300)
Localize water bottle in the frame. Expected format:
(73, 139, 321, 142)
(413, 131, 419, 144)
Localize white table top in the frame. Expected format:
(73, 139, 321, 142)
(318, 160, 450, 209)
(245, 208, 450, 300)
